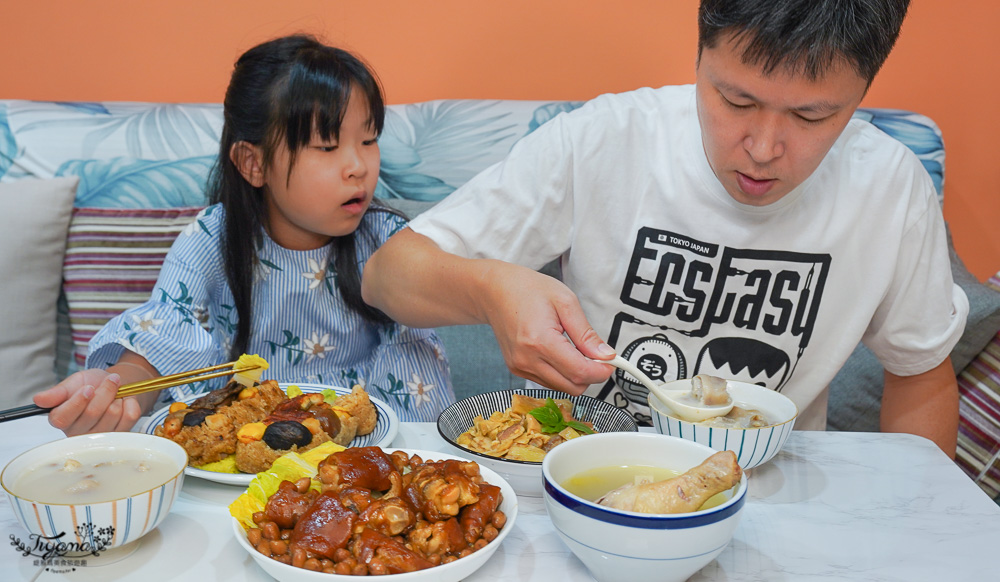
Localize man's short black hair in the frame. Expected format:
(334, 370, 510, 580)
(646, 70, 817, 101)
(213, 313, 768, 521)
(698, 0, 910, 86)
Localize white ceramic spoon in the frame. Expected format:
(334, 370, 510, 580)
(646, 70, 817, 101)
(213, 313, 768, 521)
(595, 355, 734, 422)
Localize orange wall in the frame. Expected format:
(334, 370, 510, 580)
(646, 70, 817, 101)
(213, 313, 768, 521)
(5, 1, 998, 280)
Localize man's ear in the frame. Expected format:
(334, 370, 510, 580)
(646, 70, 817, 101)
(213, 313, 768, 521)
(230, 141, 265, 188)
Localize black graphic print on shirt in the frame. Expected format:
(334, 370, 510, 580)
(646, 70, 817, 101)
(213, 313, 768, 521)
(596, 226, 830, 424)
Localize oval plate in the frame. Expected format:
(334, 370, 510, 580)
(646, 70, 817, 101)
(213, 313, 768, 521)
(141, 383, 399, 486)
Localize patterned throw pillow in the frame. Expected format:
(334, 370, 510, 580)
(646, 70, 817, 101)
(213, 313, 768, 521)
(957, 273, 1000, 500)
(63, 207, 205, 367)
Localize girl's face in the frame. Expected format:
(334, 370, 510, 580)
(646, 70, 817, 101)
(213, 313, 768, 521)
(263, 89, 380, 250)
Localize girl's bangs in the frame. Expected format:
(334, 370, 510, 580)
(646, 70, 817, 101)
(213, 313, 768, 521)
(279, 57, 384, 150)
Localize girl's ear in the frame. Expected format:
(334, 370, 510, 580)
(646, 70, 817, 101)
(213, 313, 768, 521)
(230, 141, 266, 187)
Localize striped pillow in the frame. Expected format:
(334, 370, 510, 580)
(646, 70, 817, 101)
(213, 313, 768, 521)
(63, 207, 205, 366)
(957, 273, 1000, 499)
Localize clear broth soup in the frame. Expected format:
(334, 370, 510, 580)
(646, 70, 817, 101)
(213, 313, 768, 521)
(14, 447, 179, 504)
(562, 464, 730, 511)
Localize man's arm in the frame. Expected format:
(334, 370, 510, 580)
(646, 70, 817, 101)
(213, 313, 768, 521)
(362, 228, 616, 394)
(880, 357, 959, 459)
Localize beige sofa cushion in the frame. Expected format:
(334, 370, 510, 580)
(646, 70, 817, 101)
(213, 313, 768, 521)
(0, 177, 78, 408)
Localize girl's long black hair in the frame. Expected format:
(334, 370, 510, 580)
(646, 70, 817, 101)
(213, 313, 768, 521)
(207, 34, 397, 360)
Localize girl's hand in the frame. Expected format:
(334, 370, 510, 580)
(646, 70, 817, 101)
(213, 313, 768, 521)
(33, 369, 143, 436)
(32, 354, 161, 437)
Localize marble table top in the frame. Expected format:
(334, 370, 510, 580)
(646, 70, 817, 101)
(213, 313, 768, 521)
(1, 417, 997, 581)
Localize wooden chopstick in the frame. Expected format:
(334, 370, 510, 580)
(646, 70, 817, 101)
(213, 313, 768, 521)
(0, 361, 261, 423)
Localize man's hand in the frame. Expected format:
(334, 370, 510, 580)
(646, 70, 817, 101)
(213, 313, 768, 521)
(880, 358, 959, 459)
(478, 260, 617, 394)
(363, 228, 616, 395)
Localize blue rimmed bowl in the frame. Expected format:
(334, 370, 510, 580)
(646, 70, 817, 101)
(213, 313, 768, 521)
(541, 432, 747, 582)
(648, 379, 798, 469)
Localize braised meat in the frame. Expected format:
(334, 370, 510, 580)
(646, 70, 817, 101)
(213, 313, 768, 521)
(244, 448, 507, 575)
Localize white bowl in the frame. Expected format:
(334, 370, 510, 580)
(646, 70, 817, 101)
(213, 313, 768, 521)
(542, 432, 747, 582)
(233, 448, 518, 582)
(437, 389, 638, 497)
(648, 379, 798, 469)
(1, 432, 187, 554)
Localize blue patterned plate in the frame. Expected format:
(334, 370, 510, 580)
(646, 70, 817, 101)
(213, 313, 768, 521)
(140, 383, 399, 486)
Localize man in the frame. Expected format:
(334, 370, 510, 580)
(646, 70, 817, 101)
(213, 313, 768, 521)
(362, 0, 967, 457)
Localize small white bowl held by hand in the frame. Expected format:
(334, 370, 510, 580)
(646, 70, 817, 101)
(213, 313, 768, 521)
(1, 432, 186, 554)
(649, 379, 798, 469)
(542, 432, 747, 582)
(232, 448, 519, 582)
(437, 388, 639, 497)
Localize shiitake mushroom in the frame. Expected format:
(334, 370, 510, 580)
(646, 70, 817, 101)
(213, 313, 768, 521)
(181, 408, 212, 427)
(263, 420, 313, 450)
(188, 380, 244, 410)
(310, 406, 341, 439)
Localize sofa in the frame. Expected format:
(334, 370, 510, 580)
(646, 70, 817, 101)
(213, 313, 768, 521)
(2, 97, 1000, 499)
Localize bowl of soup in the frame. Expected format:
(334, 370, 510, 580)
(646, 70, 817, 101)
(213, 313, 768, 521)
(648, 378, 798, 469)
(1, 432, 187, 554)
(542, 432, 747, 582)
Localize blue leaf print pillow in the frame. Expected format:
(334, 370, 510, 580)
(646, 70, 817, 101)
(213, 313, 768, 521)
(854, 108, 945, 201)
(0, 103, 14, 180)
(58, 156, 215, 208)
(526, 101, 584, 134)
(379, 101, 525, 202)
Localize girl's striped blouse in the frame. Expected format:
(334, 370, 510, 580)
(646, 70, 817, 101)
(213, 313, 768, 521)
(87, 204, 455, 422)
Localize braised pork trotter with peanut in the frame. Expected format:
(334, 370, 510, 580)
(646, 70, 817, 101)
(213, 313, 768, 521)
(244, 446, 507, 575)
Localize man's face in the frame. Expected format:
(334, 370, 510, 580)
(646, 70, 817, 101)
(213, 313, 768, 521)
(696, 34, 869, 206)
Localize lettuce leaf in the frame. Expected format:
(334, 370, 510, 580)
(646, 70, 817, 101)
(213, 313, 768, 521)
(193, 455, 239, 474)
(228, 441, 345, 529)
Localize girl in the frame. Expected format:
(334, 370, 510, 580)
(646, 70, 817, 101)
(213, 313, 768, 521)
(34, 34, 454, 435)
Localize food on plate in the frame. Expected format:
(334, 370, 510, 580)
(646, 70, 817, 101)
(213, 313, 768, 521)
(456, 395, 596, 462)
(233, 353, 270, 386)
(11, 448, 179, 504)
(593, 450, 742, 514)
(155, 378, 288, 466)
(234, 388, 373, 474)
(331, 385, 379, 435)
(230, 445, 507, 575)
(153, 355, 378, 473)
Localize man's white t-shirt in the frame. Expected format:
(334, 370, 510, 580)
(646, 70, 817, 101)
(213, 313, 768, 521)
(410, 84, 968, 429)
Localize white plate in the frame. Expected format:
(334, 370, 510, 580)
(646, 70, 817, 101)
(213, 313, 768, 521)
(232, 447, 518, 582)
(141, 383, 399, 486)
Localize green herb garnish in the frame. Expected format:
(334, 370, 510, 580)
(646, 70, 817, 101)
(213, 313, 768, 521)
(527, 398, 595, 435)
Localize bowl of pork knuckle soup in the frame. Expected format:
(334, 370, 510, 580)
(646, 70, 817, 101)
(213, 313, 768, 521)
(1, 432, 187, 554)
(542, 431, 748, 582)
(649, 374, 799, 469)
